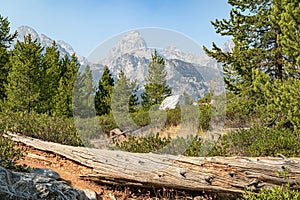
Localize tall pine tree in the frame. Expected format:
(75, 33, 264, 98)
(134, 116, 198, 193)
(277, 0, 300, 79)
(111, 70, 138, 129)
(39, 41, 61, 113)
(53, 54, 80, 117)
(5, 34, 43, 113)
(73, 65, 95, 118)
(94, 66, 114, 116)
(203, 0, 288, 92)
(0, 15, 17, 102)
(142, 50, 171, 109)
(204, 0, 300, 129)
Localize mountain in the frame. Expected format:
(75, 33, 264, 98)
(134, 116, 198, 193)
(90, 31, 226, 99)
(12, 26, 230, 100)
(12, 26, 88, 66)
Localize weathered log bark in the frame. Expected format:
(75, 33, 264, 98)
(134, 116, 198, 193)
(7, 133, 300, 195)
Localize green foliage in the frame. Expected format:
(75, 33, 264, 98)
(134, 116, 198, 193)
(0, 14, 17, 102)
(38, 42, 61, 113)
(114, 133, 203, 157)
(164, 135, 203, 156)
(277, 0, 300, 78)
(5, 34, 44, 113)
(130, 108, 151, 127)
(111, 70, 138, 130)
(0, 111, 84, 146)
(95, 66, 114, 116)
(3, 32, 80, 117)
(165, 107, 181, 126)
(73, 65, 95, 118)
(198, 103, 211, 131)
(253, 72, 300, 131)
(52, 54, 80, 117)
(204, 0, 300, 93)
(209, 128, 300, 157)
(241, 184, 299, 200)
(0, 131, 26, 171)
(97, 114, 118, 135)
(225, 92, 254, 128)
(115, 133, 171, 153)
(142, 50, 171, 109)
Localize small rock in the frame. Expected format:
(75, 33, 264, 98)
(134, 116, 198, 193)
(83, 189, 97, 200)
(108, 193, 116, 200)
(31, 168, 61, 180)
(194, 196, 205, 200)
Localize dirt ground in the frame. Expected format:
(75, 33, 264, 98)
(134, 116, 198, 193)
(16, 143, 156, 200)
(16, 143, 213, 200)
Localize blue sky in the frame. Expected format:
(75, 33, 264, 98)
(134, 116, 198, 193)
(0, 0, 231, 57)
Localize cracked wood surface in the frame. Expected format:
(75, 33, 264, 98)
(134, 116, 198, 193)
(7, 133, 300, 194)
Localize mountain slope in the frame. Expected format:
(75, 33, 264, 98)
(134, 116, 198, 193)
(13, 25, 88, 65)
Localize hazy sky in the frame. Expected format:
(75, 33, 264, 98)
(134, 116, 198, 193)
(0, 0, 231, 57)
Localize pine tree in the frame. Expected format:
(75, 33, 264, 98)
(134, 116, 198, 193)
(5, 34, 43, 113)
(111, 70, 138, 129)
(129, 84, 139, 113)
(94, 66, 114, 116)
(277, 0, 300, 78)
(142, 50, 171, 109)
(73, 65, 95, 118)
(0, 15, 17, 102)
(39, 41, 61, 113)
(53, 54, 80, 117)
(203, 0, 287, 92)
(204, 0, 300, 130)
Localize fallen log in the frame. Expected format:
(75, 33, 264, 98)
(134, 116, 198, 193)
(7, 133, 300, 195)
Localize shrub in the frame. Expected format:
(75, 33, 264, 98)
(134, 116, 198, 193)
(114, 133, 171, 153)
(240, 184, 300, 200)
(0, 137, 27, 171)
(0, 111, 84, 146)
(97, 114, 118, 134)
(198, 103, 211, 131)
(166, 107, 181, 126)
(131, 108, 151, 127)
(114, 132, 204, 157)
(209, 128, 300, 157)
(165, 135, 203, 156)
(0, 123, 26, 171)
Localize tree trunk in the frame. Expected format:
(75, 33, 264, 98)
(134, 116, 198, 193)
(7, 133, 300, 195)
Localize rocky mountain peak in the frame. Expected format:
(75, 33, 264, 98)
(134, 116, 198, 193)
(160, 45, 201, 64)
(107, 31, 148, 58)
(57, 40, 76, 55)
(15, 25, 40, 43)
(12, 26, 88, 65)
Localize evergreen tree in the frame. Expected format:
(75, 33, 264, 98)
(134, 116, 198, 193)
(204, 0, 300, 130)
(277, 0, 300, 79)
(111, 70, 138, 129)
(73, 65, 95, 118)
(0, 15, 17, 102)
(142, 50, 171, 109)
(39, 41, 61, 113)
(5, 34, 43, 113)
(94, 66, 114, 116)
(203, 0, 288, 92)
(129, 84, 139, 113)
(53, 54, 80, 117)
